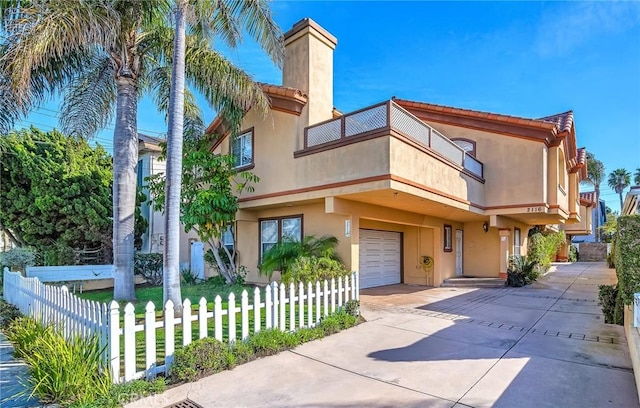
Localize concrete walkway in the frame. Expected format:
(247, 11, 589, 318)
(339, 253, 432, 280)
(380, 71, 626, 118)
(127, 262, 639, 408)
(0, 332, 40, 408)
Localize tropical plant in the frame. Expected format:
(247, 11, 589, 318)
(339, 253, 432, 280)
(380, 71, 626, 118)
(634, 168, 640, 186)
(505, 255, 539, 287)
(608, 168, 631, 210)
(283, 255, 350, 285)
(259, 235, 342, 279)
(147, 139, 259, 284)
(584, 152, 605, 241)
(527, 230, 565, 273)
(0, 0, 281, 302)
(599, 208, 618, 243)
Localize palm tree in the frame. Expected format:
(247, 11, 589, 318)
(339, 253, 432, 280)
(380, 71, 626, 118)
(634, 168, 640, 186)
(585, 152, 605, 241)
(608, 168, 631, 210)
(259, 235, 341, 279)
(0, 0, 280, 302)
(162, 0, 283, 311)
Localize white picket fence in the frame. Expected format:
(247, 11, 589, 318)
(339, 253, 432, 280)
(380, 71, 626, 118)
(2, 267, 359, 383)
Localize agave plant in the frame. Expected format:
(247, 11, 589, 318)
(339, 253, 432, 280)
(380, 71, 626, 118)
(259, 235, 341, 279)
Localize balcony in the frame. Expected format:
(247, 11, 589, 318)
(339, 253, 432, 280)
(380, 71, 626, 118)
(296, 100, 484, 180)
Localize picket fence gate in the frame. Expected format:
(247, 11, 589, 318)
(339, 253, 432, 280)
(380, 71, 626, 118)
(2, 267, 359, 383)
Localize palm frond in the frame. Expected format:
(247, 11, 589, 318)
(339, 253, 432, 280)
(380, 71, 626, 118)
(188, 0, 241, 48)
(235, 0, 284, 67)
(60, 54, 117, 138)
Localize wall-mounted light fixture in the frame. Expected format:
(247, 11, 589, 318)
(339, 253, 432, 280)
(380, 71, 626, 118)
(483, 222, 489, 233)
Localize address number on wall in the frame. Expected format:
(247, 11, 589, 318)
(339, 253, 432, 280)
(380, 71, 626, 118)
(526, 207, 544, 213)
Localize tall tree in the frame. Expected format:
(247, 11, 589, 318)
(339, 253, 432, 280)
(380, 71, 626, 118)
(162, 0, 283, 311)
(584, 152, 605, 241)
(608, 168, 631, 210)
(0, 0, 278, 301)
(634, 168, 640, 185)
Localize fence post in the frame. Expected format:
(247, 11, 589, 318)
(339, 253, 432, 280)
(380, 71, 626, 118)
(323, 280, 329, 318)
(145, 302, 157, 380)
(164, 300, 175, 373)
(330, 278, 336, 313)
(289, 282, 296, 331)
(315, 281, 321, 323)
(279, 284, 286, 331)
(108, 301, 120, 383)
(307, 282, 313, 327)
(228, 293, 236, 343)
(298, 282, 304, 328)
(338, 276, 343, 308)
(354, 272, 359, 300)
(265, 285, 272, 330)
(253, 287, 261, 334)
(123, 303, 136, 382)
(241, 290, 249, 340)
(198, 298, 207, 339)
(272, 282, 279, 329)
(182, 299, 192, 347)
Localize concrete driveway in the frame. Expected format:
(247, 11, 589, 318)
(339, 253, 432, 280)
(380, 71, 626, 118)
(128, 262, 639, 408)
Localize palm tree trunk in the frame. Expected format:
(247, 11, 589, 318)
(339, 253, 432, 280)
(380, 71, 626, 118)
(163, 0, 187, 316)
(113, 76, 138, 301)
(619, 192, 624, 212)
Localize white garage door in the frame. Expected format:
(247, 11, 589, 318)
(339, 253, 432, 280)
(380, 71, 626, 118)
(359, 229, 401, 289)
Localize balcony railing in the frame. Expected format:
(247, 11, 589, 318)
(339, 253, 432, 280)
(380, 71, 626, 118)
(302, 101, 484, 179)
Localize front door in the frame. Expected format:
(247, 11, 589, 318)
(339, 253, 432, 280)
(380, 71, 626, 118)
(455, 229, 463, 276)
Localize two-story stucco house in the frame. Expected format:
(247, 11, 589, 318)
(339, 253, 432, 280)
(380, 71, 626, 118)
(199, 18, 590, 289)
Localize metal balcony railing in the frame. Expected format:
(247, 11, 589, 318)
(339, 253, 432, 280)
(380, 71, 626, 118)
(303, 100, 484, 179)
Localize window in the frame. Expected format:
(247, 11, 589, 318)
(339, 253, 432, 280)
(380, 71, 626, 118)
(137, 159, 144, 187)
(260, 215, 302, 259)
(514, 227, 521, 256)
(231, 128, 254, 169)
(443, 224, 453, 252)
(222, 226, 234, 251)
(452, 138, 476, 157)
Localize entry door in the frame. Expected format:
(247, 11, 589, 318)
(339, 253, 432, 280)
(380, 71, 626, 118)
(455, 229, 463, 276)
(359, 229, 402, 288)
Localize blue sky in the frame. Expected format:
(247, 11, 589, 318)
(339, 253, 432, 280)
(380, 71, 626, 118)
(19, 1, 640, 212)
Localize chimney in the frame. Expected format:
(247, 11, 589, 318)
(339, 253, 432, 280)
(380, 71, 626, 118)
(283, 18, 337, 127)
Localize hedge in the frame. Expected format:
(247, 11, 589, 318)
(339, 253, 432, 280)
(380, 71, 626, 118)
(614, 215, 640, 306)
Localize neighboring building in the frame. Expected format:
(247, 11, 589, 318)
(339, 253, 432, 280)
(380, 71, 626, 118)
(622, 186, 640, 215)
(202, 18, 591, 289)
(570, 194, 606, 243)
(137, 134, 200, 267)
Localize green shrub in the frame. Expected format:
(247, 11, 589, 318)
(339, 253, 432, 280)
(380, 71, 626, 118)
(180, 268, 200, 285)
(246, 328, 300, 357)
(598, 284, 624, 325)
(614, 215, 640, 305)
(344, 299, 360, 317)
(568, 245, 578, 262)
(527, 231, 565, 273)
(227, 340, 255, 368)
(295, 326, 325, 343)
(170, 337, 228, 382)
(317, 311, 358, 335)
(505, 255, 539, 287)
(134, 252, 163, 285)
(0, 299, 21, 330)
(17, 328, 111, 405)
(0, 247, 36, 272)
(89, 378, 166, 408)
(259, 235, 341, 279)
(282, 255, 351, 285)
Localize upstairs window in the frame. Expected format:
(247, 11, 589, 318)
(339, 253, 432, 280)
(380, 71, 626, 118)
(452, 138, 476, 157)
(222, 226, 234, 251)
(231, 128, 254, 169)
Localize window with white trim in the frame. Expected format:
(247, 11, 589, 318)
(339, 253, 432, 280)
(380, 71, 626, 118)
(514, 227, 521, 256)
(222, 226, 234, 251)
(260, 215, 302, 259)
(231, 129, 253, 168)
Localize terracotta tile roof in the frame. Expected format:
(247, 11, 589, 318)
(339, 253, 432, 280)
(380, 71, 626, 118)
(538, 111, 573, 134)
(392, 97, 557, 130)
(579, 191, 597, 207)
(259, 83, 308, 103)
(576, 147, 586, 165)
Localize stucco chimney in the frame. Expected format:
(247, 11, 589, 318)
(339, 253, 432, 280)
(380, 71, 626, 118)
(283, 18, 337, 127)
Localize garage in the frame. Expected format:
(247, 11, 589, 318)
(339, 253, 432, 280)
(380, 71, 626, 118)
(359, 229, 402, 288)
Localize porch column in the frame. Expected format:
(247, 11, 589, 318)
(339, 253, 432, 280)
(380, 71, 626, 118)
(349, 217, 360, 276)
(498, 229, 511, 279)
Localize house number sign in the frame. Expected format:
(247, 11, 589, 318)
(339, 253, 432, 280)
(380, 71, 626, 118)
(526, 207, 544, 213)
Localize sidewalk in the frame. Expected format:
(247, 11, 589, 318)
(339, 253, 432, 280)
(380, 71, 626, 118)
(0, 332, 40, 408)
